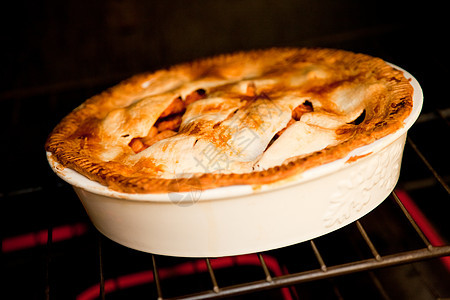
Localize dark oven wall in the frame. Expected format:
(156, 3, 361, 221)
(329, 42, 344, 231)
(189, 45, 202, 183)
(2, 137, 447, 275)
(4, 0, 445, 100)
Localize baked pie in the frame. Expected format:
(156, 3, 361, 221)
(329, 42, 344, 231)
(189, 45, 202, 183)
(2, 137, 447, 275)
(45, 48, 413, 193)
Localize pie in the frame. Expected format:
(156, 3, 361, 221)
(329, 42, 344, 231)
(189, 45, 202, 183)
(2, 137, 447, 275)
(45, 48, 413, 193)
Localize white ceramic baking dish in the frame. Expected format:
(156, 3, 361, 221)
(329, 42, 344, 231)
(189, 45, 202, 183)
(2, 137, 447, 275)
(47, 65, 422, 258)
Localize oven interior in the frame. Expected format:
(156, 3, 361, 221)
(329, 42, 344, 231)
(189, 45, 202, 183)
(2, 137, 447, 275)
(2, 1, 449, 299)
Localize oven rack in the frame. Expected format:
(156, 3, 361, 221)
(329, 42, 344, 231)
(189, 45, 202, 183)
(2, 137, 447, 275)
(89, 135, 449, 300)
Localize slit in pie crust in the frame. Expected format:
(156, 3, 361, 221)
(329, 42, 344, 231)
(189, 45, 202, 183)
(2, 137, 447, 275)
(45, 48, 413, 193)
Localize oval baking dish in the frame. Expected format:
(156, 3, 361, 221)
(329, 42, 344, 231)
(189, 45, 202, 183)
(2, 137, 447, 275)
(47, 65, 422, 257)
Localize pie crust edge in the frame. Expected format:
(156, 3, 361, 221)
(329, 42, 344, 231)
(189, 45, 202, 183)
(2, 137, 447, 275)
(45, 47, 414, 193)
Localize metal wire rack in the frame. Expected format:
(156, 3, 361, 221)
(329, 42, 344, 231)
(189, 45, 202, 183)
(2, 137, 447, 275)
(95, 196, 449, 300)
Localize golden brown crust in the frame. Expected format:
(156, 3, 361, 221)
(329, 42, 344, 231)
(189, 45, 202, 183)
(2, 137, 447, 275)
(46, 48, 413, 193)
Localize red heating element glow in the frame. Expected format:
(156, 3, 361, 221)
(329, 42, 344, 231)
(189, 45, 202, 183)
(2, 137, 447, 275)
(395, 189, 450, 272)
(77, 254, 294, 300)
(2, 222, 88, 253)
